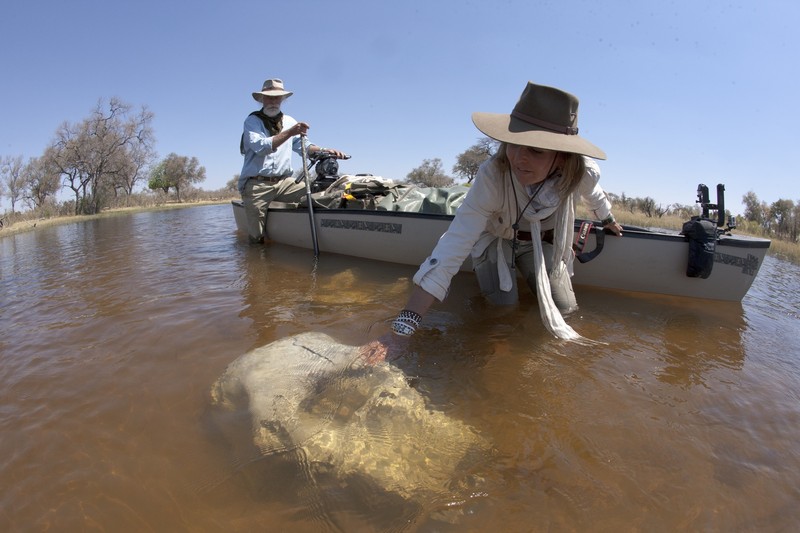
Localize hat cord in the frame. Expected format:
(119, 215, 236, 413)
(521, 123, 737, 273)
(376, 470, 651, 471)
(508, 155, 560, 270)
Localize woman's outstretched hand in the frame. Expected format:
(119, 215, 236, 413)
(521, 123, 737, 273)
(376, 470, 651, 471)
(359, 332, 410, 365)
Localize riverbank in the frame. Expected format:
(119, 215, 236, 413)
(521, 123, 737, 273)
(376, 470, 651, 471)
(0, 199, 233, 239)
(4, 199, 797, 265)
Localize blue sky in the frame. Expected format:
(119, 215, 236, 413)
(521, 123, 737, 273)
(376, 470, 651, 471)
(1, 0, 797, 213)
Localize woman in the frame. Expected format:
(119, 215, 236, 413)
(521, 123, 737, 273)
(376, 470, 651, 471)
(367, 82, 620, 358)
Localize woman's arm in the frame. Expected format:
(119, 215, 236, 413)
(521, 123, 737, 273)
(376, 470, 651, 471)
(577, 158, 622, 236)
(412, 163, 503, 300)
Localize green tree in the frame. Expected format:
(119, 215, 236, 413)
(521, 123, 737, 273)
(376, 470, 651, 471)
(791, 202, 800, 242)
(21, 156, 61, 211)
(742, 191, 766, 225)
(148, 153, 206, 202)
(148, 161, 171, 195)
(406, 158, 454, 188)
(452, 138, 496, 183)
(768, 199, 795, 237)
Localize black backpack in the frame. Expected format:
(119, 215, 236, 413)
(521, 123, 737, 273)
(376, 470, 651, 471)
(681, 216, 718, 278)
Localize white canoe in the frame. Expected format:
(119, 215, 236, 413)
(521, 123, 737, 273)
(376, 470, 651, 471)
(231, 198, 769, 302)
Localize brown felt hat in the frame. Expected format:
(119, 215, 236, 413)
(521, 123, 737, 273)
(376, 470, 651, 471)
(252, 78, 293, 102)
(472, 82, 606, 160)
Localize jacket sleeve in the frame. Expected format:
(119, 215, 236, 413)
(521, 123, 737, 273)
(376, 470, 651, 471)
(576, 157, 613, 221)
(291, 127, 311, 156)
(243, 114, 274, 154)
(412, 163, 501, 301)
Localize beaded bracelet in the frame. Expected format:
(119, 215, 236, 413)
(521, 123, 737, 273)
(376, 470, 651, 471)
(601, 214, 616, 226)
(392, 320, 416, 336)
(398, 309, 421, 327)
(391, 309, 422, 336)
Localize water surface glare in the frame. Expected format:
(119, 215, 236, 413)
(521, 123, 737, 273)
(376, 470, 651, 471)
(1, 204, 799, 531)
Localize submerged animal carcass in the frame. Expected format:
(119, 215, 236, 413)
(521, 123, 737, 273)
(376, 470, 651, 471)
(210, 332, 488, 499)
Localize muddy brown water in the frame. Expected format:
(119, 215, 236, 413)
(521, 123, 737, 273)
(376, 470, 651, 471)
(1, 203, 799, 532)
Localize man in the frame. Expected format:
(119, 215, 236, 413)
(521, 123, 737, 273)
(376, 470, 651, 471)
(238, 78, 347, 243)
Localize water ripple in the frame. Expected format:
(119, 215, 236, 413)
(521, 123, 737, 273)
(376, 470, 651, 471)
(2, 205, 800, 531)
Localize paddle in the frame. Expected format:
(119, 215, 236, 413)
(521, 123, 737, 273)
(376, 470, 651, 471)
(299, 134, 320, 257)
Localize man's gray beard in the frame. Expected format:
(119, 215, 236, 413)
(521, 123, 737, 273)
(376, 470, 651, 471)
(263, 106, 281, 117)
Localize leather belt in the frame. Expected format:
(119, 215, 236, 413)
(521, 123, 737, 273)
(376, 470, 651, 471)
(516, 229, 554, 244)
(248, 175, 285, 183)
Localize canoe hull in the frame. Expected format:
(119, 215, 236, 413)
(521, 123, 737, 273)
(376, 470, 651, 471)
(569, 225, 767, 301)
(232, 200, 769, 301)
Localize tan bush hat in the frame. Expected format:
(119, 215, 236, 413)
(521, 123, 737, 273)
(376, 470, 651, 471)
(252, 78, 293, 103)
(472, 82, 606, 160)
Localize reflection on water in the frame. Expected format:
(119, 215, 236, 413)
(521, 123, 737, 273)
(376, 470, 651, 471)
(1, 204, 800, 531)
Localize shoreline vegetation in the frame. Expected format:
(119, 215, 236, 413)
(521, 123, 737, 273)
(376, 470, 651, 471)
(2, 195, 798, 265)
(0, 197, 237, 238)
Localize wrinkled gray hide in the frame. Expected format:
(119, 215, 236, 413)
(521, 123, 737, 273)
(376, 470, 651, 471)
(210, 332, 487, 498)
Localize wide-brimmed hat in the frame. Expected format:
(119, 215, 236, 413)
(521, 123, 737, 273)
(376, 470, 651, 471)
(252, 78, 293, 103)
(472, 82, 606, 160)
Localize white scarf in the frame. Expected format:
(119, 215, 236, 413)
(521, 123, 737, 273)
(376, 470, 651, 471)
(503, 174, 593, 343)
(528, 196, 584, 341)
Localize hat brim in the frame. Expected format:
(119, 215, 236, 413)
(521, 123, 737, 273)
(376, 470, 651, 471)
(472, 112, 606, 160)
(252, 90, 293, 103)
